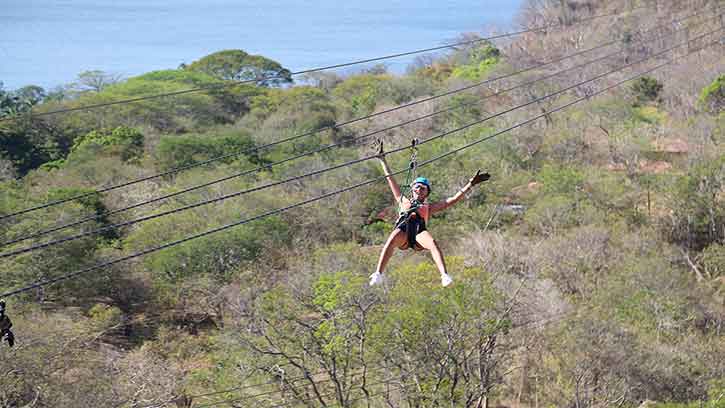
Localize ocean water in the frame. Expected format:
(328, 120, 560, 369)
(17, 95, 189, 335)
(1, 0, 522, 90)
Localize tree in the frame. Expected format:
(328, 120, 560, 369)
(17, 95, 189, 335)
(0, 115, 69, 175)
(699, 74, 725, 114)
(663, 156, 725, 250)
(630, 76, 663, 106)
(0, 82, 32, 117)
(14, 85, 46, 105)
(187, 50, 292, 87)
(71, 70, 123, 93)
(69, 126, 144, 163)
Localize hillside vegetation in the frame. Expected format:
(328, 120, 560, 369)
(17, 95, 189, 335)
(1, 0, 723, 407)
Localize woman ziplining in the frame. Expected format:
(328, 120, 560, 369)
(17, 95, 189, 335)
(370, 141, 490, 287)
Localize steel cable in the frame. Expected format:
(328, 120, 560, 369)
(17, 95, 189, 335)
(0, 6, 652, 221)
(1, 25, 719, 260)
(0, 32, 716, 298)
(3, 8, 715, 247)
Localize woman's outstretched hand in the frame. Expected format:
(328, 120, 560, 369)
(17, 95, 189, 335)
(470, 170, 491, 186)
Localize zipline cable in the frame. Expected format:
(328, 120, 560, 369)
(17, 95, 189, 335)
(0, 6, 647, 125)
(139, 364, 392, 408)
(268, 381, 412, 408)
(190, 367, 397, 408)
(196, 375, 410, 408)
(0, 33, 716, 298)
(0, 6, 653, 221)
(3, 8, 715, 247)
(1, 25, 719, 260)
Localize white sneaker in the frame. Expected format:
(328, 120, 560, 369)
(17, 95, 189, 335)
(369, 271, 384, 286)
(441, 273, 453, 287)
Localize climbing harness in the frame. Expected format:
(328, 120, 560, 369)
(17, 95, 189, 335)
(0, 300, 15, 347)
(395, 138, 427, 250)
(395, 199, 426, 250)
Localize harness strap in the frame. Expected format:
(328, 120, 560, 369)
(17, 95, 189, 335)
(396, 200, 424, 249)
(399, 138, 420, 211)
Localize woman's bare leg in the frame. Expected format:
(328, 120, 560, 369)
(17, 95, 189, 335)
(415, 231, 448, 277)
(375, 229, 408, 274)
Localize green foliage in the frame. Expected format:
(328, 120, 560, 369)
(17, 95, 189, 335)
(187, 49, 292, 86)
(538, 164, 585, 194)
(714, 112, 725, 145)
(246, 86, 337, 141)
(70, 126, 144, 162)
(0, 219, 103, 299)
(700, 243, 725, 280)
(0, 186, 117, 299)
(699, 74, 725, 114)
(2, 25, 723, 407)
(630, 76, 663, 105)
(439, 93, 485, 128)
(412, 60, 456, 82)
(155, 128, 265, 172)
(45, 187, 118, 240)
(41, 70, 236, 134)
(359, 220, 393, 245)
(249, 86, 333, 120)
(584, 170, 642, 223)
(0, 308, 115, 406)
(237, 249, 507, 406)
(135, 69, 266, 116)
(380, 75, 436, 105)
(523, 194, 579, 234)
(367, 261, 505, 404)
(0, 113, 70, 175)
(12, 85, 46, 106)
(664, 156, 725, 249)
(332, 73, 391, 117)
(451, 43, 501, 81)
(632, 105, 667, 124)
(88, 303, 123, 330)
(135, 215, 289, 283)
(313, 272, 359, 312)
(0, 82, 42, 117)
(707, 379, 725, 408)
(134, 69, 223, 86)
(648, 378, 725, 407)
(413, 39, 500, 83)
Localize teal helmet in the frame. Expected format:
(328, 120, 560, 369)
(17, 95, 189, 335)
(412, 176, 431, 192)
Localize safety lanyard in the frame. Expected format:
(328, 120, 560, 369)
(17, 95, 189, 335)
(399, 138, 419, 212)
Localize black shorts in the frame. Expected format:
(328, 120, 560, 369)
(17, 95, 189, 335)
(396, 220, 427, 234)
(396, 215, 426, 249)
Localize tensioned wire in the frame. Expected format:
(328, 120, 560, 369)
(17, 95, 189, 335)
(267, 381, 413, 408)
(1, 24, 719, 260)
(3, 8, 715, 248)
(196, 376, 413, 408)
(0, 32, 717, 298)
(134, 363, 393, 408)
(0, 6, 646, 125)
(0, 6, 654, 221)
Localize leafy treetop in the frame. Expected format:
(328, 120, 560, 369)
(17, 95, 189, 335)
(187, 49, 292, 87)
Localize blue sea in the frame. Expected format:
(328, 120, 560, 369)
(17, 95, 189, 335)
(1, 0, 522, 91)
